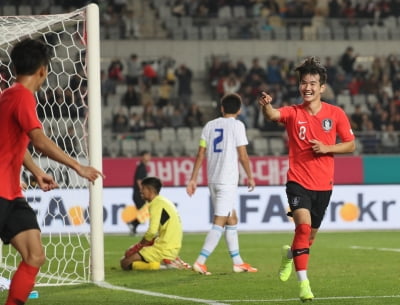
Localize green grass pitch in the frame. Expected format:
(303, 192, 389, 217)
(0, 231, 398, 305)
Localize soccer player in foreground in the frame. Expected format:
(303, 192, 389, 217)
(258, 57, 355, 302)
(121, 177, 190, 271)
(0, 38, 103, 305)
(186, 93, 257, 275)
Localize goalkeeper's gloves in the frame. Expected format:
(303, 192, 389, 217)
(124, 243, 143, 258)
(124, 238, 156, 258)
(142, 238, 155, 246)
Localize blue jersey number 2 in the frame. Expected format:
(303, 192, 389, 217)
(213, 128, 223, 152)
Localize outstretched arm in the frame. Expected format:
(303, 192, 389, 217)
(258, 92, 281, 121)
(186, 146, 206, 196)
(28, 128, 104, 182)
(23, 150, 58, 191)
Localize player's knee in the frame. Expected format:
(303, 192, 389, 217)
(26, 251, 46, 268)
(120, 257, 133, 271)
(292, 224, 312, 250)
(295, 224, 311, 241)
(227, 214, 238, 225)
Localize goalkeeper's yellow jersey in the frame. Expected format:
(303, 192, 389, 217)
(143, 195, 182, 250)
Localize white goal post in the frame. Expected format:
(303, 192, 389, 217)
(0, 4, 104, 284)
(86, 3, 105, 284)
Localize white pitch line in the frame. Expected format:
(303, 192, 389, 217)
(350, 245, 400, 252)
(220, 295, 400, 303)
(96, 281, 231, 305)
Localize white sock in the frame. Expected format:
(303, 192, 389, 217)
(196, 225, 223, 264)
(224, 225, 243, 265)
(297, 270, 308, 282)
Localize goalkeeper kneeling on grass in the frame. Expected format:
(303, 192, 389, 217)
(120, 176, 190, 271)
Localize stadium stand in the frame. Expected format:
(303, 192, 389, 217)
(252, 138, 269, 156)
(2, 0, 400, 157)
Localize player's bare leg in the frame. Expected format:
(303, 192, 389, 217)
(6, 229, 45, 304)
(120, 252, 142, 270)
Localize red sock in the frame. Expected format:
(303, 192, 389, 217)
(5, 261, 39, 305)
(292, 224, 311, 271)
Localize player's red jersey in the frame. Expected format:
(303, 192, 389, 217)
(278, 102, 354, 190)
(0, 83, 42, 200)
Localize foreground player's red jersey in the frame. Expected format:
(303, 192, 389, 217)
(278, 102, 354, 190)
(0, 83, 42, 200)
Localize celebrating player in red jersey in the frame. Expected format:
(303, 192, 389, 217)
(0, 38, 103, 305)
(259, 57, 355, 302)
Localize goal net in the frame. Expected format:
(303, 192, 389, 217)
(0, 4, 104, 285)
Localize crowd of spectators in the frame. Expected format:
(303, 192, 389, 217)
(205, 46, 400, 153)
(97, 0, 141, 39)
(4, 1, 398, 155)
(164, 0, 400, 21)
(4, 1, 400, 41)
(102, 54, 205, 141)
(101, 44, 400, 155)
(156, 0, 400, 40)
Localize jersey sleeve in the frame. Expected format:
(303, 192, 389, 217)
(14, 90, 42, 133)
(278, 105, 295, 125)
(236, 120, 248, 147)
(336, 107, 355, 142)
(199, 124, 208, 148)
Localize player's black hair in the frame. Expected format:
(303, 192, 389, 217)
(141, 177, 162, 194)
(221, 93, 242, 114)
(10, 38, 52, 76)
(295, 56, 327, 85)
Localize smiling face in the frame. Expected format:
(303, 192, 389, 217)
(299, 73, 326, 105)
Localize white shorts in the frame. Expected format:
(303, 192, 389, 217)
(209, 183, 238, 217)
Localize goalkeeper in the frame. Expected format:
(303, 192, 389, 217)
(120, 177, 190, 271)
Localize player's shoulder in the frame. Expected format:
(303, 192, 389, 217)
(3, 83, 32, 100)
(204, 117, 218, 126)
(279, 103, 300, 117)
(282, 103, 300, 111)
(156, 195, 177, 210)
(322, 102, 346, 115)
(234, 118, 246, 129)
(204, 117, 224, 129)
(322, 101, 340, 109)
(8, 83, 27, 92)
(155, 194, 171, 204)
